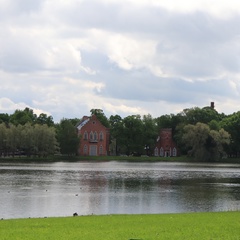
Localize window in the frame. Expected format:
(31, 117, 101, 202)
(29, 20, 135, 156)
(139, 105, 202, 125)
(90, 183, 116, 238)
(84, 131, 88, 140)
(160, 147, 164, 157)
(173, 147, 177, 157)
(154, 147, 159, 156)
(99, 131, 104, 141)
(90, 132, 93, 141)
(99, 145, 103, 155)
(83, 145, 88, 155)
(94, 131, 98, 141)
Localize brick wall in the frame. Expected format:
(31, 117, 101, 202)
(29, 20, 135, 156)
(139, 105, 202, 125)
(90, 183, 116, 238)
(77, 115, 110, 156)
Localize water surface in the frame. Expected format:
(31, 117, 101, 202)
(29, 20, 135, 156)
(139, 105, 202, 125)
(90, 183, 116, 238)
(1, 161, 240, 219)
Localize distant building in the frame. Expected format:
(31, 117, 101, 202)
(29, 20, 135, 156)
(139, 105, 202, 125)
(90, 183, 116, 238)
(210, 102, 215, 109)
(76, 115, 110, 156)
(154, 128, 178, 157)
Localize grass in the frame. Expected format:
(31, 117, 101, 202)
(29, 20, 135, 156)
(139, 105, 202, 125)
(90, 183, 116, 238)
(0, 212, 240, 240)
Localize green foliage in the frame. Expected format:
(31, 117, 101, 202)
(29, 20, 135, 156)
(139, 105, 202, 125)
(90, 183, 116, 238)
(142, 114, 158, 155)
(57, 119, 80, 156)
(0, 113, 9, 124)
(182, 122, 230, 161)
(6, 124, 21, 156)
(109, 115, 124, 155)
(1, 103, 240, 160)
(220, 111, 240, 156)
(90, 109, 109, 128)
(122, 115, 144, 155)
(36, 113, 54, 126)
(0, 123, 7, 155)
(208, 119, 220, 130)
(33, 124, 59, 156)
(180, 107, 221, 125)
(10, 108, 37, 125)
(8, 107, 54, 126)
(0, 123, 58, 157)
(0, 212, 240, 240)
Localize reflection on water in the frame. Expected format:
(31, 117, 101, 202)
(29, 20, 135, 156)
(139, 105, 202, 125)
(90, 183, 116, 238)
(1, 161, 240, 219)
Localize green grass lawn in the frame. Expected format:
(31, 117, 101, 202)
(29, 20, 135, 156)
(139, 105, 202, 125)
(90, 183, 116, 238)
(0, 212, 240, 240)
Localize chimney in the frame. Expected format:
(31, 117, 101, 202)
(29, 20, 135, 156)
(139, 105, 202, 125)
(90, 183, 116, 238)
(210, 102, 215, 109)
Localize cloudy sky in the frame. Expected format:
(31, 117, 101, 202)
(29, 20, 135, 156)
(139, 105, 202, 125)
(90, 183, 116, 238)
(1, 0, 240, 122)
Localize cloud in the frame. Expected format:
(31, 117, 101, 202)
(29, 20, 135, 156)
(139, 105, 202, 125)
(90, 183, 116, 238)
(1, 0, 240, 122)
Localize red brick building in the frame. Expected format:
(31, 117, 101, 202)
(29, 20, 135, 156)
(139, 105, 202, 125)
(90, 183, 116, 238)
(76, 115, 110, 156)
(154, 128, 178, 157)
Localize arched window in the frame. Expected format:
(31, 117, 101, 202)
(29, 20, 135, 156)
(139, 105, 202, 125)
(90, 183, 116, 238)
(154, 147, 159, 156)
(160, 147, 164, 157)
(99, 131, 104, 141)
(84, 131, 88, 140)
(99, 145, 103, 155)
(94, 131, 98, 141)
(90, 132, 93, 141)
(173, 147, 177, 157)
(83, 145, 88, 155)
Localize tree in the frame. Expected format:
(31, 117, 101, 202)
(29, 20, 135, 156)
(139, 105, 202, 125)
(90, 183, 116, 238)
(57, 119, 80, 156)
(33, 124, 58, 157)
(208, 120, 220, 131)
(20, 123, 35, 156)
(220, 111, 240, 157)
(109, 115, 124, 155)
(6, 124, 21, 156)
(36, 113, 54, 126)
(90, 109, 109, 128)
(180, 107, 221, 125)
(182, 122, 230, 161)
(142, 114, 158, 155)
(0, 113, 10, 124)
(155, 114, 173, 130)
(10, 108, 37, 125)
(0, 123, 7, 156)
(122, 115, 144, 155)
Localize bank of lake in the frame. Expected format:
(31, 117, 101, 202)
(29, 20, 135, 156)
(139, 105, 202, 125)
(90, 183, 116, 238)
(1, 155, 240, 164)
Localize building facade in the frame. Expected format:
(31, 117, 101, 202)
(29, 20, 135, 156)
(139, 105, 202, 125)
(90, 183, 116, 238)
(76, 115, 110, 156)
(154, 128, 178, 157)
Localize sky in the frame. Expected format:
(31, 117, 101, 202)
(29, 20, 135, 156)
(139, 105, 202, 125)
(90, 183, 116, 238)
(1, 0, 240, 122)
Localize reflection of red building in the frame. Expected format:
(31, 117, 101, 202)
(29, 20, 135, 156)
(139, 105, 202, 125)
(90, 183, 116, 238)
(154, 128, 178, 157)
(76, 115, 110, 156)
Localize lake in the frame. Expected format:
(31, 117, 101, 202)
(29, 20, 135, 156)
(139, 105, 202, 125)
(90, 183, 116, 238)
(1, 161, 240, 219)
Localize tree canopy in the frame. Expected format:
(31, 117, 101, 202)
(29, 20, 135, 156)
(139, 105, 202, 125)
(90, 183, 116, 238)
(2, 104, 240, 161)
(56, 119, 80, 156)
(182, 123, 230, 161)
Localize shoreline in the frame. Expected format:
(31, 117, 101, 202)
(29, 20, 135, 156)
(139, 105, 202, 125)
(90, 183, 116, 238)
(1, 155, 240, 164)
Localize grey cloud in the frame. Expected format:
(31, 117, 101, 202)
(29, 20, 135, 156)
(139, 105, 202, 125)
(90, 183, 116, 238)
(0, 0, 44, 23)
(93, 66, 234, 103)
(1, 0, 240, 121)
(56, 1, 240, 80)
(152, 12, 240, 79)
(0, 35, 45, 73)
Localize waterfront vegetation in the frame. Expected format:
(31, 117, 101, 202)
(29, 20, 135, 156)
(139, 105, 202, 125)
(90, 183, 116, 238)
(0, 212, 240, 239)
(1, 155, 240, 164)
(1, 106, 240, 162)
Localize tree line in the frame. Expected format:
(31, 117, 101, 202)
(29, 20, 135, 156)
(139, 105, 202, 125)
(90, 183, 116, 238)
(0, 105, 240, 161)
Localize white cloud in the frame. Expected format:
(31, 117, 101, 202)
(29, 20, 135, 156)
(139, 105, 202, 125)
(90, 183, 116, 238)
(98, 0, 240, 18)
(1, 0, 240, 122)
(107, 34, 158, 72)
(0, 98, 25, 111)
